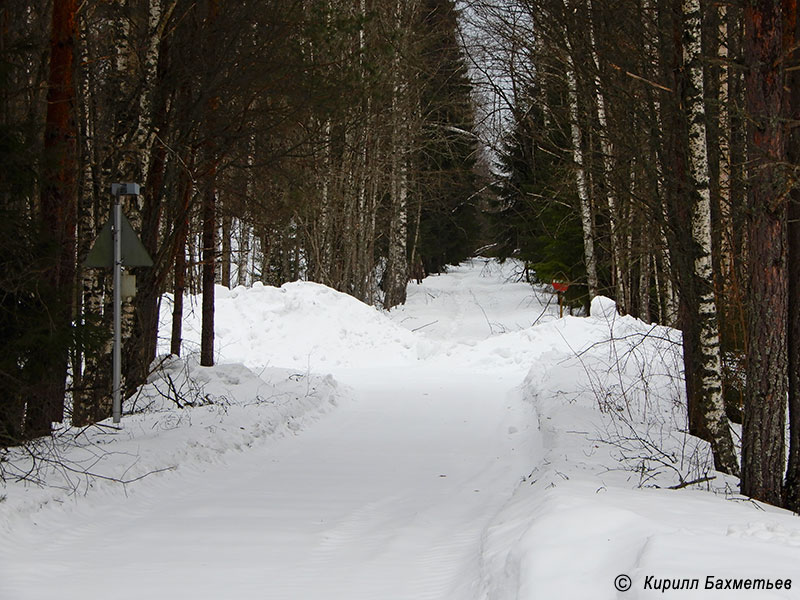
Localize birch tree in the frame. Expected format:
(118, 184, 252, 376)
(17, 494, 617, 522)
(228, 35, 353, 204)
(587, 0, 626, 312)
(383, 0, 416, 309)
(681, 0, 738, 475)
(565, 39, 598, 301)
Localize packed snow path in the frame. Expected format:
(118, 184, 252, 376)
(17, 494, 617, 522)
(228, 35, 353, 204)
(1, 260, 547, 600)
(3, 367, 532, 600)
(7, 259, 800, 600)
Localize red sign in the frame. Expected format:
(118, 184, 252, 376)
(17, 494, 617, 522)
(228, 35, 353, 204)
(552, 281, 570, 293)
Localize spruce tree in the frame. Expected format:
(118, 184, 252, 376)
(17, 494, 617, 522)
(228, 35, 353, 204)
(412, 0, 482, 276)
(491, 92, 588, 308)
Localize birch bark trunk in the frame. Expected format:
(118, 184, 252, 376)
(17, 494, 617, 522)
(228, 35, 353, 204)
(717, 4, 734, 284)
(239, 134, 257, 287)
(354, 0, 377, 302)
(682, 0, 738, 475)
(587, 0, 625, 312)
(565, 51, 599, 302)
(73, 10, 103, 426)
(221, 212, 232, 288)
(383, 0, 413, 309)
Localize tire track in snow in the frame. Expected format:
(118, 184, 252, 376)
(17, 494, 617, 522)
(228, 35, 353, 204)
(263, 368, 534, 600)
(2, 375, 532, 600)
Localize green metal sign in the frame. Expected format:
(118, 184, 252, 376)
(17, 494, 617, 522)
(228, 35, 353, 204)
(84, 212, 153, 268)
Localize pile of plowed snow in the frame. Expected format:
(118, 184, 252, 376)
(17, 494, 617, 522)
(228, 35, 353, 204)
(160, 281, 424, 370)
(160, 259, 564, 375)
(0, 359, 342, 531)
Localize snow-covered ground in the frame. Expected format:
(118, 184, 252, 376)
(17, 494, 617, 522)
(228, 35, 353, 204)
(2, 258, 800, 599)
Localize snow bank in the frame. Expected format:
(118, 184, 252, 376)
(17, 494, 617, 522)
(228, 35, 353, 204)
(162, 281, 422, 370)
(163, 259, 563, 375)
(0, 357, 343, 533)
(480, 297, 800, 600)
(482, 479, 800, 599)
(590, 294, 618, 319)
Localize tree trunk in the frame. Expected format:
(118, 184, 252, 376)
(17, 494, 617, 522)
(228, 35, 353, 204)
(238, 135, 257, 288)
(383, 0, 413, 309)
(565, 52, 599, 302)
(73, 10, 103, 427)
(588, 0, 625, 312)
(659, 0, 713, 456)
(221, 212, 232, 288)
(199, 0, 220, 368)
(170, 151, 194, 357)
(717, 4, 734, 295)
(638, 230, 651, 323)
(200, 171, 217, 367)
(237, 219, 250, 287)
(682, 0, 739, 475)
(741, 0, 787, 505)
(29, 0, 79, 435)
(125, 19, 173, 393)
(171, 241, 186, 359)
(782, 0, 800, 511)
(384, 137, 409, 308)
(131, 129, 167, 380)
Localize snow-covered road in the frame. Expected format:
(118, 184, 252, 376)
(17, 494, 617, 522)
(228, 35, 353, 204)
(1, 260, 545, 600)
(6, 259, 800, 600)
(2, 365, 536, 600)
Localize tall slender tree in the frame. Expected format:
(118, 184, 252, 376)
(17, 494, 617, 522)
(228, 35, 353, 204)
(30, 0, 80, 436)
(741, 0, 788, 505)
(782, 0, 800, 511)
(682, 0, 738, 475)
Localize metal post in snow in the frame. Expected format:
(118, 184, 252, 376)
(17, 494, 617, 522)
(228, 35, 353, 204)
(110, 183, 141, 424)
(551, 280, 570, 319)
(84, 183, 150, 424)
(112, 192, 122, 423)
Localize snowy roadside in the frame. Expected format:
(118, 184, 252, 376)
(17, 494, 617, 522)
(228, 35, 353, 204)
(0, 358, 343, 535)
(479, 296, 800, 599)
(3, 258, 800, 600)
(0, 269, 456, 538)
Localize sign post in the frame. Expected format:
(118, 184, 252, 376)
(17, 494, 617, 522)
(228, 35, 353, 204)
(85, 183, 151, 424)
(112, 191, 122, 423)
(551, 280, 570, 318)
(111, 184, 138, 423)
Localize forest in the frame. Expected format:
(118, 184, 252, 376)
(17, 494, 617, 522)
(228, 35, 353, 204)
(1, 0, 800, 513)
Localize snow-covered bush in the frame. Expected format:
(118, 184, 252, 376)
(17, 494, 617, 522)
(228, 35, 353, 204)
(523, 296, 717, 489)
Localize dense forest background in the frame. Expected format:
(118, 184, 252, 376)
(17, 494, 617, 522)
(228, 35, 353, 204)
(2, 0, 800, 512)
(0, 0, 482, 438)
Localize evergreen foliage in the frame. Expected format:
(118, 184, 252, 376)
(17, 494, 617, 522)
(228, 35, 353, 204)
(413, 0, 482, 275)
(491, 95, 587, 308)
(0, 0, 486, 444)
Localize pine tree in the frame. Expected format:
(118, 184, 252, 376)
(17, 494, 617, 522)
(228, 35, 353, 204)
(28, 0, 80, 436)
(785, 0, 800, 512)
(741, 0, 788, 505)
